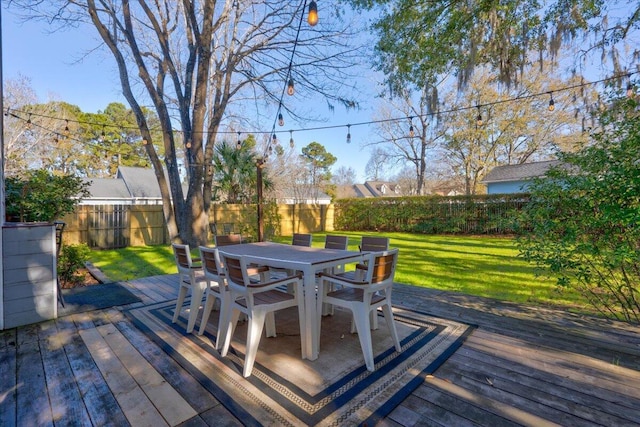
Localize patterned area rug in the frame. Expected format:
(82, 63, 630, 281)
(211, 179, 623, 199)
(126, 299, 474, 426)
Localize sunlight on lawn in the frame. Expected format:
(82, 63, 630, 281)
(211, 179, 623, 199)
(90, 232, 591, 314)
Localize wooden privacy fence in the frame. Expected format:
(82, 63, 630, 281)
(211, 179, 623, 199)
(61, 203, 335, 249)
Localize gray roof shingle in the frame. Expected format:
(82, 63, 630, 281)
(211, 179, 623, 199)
(482, 160, 562, 183)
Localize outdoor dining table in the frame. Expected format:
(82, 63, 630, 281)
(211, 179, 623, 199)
(217, 241, 365, 360)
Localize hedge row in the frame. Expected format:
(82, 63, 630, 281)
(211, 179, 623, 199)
(333, 194, 529, 235)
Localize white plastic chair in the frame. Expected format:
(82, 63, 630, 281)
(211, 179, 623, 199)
(196, 246, 229, 350)
(317, 248, 401, 371)
(219, 251, 305, 378)
(172, 243, 207, 333)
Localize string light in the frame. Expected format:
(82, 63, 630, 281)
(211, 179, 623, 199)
(289, 130, 294, 148)
(627, 83, 635, 98)
(278, 112, 285, 126)
(346, 124, 351, 144)
(236, 131, 242, 149)
(272, 133, 278, 145)
(6, 70, 638, 149)
(64, 119, 70, 136)
(26, 113, 32, 130)
(287, 78, 295, 96)
(308, 1, 318, 26)
(476, 106, 483, 127)
(548, 92, 555, 111)
(408, 117, 414, 138)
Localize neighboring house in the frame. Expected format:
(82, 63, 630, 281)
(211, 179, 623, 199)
(482, 160, 562, 194)
(81, 166, 166, 205)
(336, 181, 403, 199)
(83, 166, 331, 205)
(272, 185, 332, 205)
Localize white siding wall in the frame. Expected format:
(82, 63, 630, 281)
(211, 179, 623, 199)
(2, 223, 57, 329)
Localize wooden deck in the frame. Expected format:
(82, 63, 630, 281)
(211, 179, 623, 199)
(2, 275, 639, 426)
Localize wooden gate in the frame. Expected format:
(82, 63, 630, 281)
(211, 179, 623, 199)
(87, 205, 130, 249)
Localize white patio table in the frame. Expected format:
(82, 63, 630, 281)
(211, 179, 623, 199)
(218, 241, 365, 360)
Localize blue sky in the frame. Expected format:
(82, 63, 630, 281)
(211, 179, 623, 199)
(1, 5, 379, 181)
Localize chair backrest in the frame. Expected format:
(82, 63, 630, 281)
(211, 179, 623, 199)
(219, 252, 250, 290)
(292, 233, 313, 247)
(216, 234, 242, 247)
(324, 234, 349, 250)
(199, 246, 221, 277)
(365, 248, 399, 284)
(172, 243, 193, 271)
(359, 236, 389, 252)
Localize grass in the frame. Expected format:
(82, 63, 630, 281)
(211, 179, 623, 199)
(89, 232, 591, 314)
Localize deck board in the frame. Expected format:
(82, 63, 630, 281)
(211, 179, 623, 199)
(4, 275, 640, 426)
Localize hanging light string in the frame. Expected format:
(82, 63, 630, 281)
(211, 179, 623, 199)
(6, 70, 637, 145)
(262, 0, 310, 160)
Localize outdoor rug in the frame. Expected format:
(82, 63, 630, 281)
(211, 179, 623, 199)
(60, 283, 142, 316)
(126, 298, 474, 426)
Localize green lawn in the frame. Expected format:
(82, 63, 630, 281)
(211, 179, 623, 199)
(89, 232, 590, 314)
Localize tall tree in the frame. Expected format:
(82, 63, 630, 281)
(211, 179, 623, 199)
(331, 166, 357, 186)
(12, 1, 363, 245)
(368, 86, 446, 194)
(300, 141, 337, 200)
(438, 67, 587, 195)
(345, 0, 640, 92)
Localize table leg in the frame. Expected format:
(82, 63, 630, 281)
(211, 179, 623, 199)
(302, 265, 318, 360)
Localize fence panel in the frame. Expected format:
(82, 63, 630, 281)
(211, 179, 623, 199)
(87, 205, 130, 249)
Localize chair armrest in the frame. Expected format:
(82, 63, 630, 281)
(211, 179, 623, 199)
(248, 272, 303, 291)
(355, 263, 367, 270)
(317, 271, 367, 287)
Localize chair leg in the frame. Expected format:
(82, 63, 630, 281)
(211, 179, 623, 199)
(381, 303, 402, 352)
(265, 312, 276, 337)
(186, 283, 206, 333)
(173, 285, 189, 323)
(244, 311, 267, 377)
(197, 293, 217, 336)
(221, 308, 242, 357)
(352, 305, 375, 371)
(214, 293, 230, 350)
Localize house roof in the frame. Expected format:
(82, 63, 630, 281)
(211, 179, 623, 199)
(482, 160, 562, 183)
(116, 166, 163, 199)
(83, 178, 131, 199)
(335, 181, 403, 199)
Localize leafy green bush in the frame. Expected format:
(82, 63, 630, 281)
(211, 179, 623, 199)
(516, 96, 640, 323)
(334, 194, 527, 234)
(58, 244, 91, 285)
(5, 169, 90, 222)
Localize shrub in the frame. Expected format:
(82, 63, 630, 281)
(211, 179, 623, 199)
(58, 244, 91, 285)
(516, 96, 640, 323)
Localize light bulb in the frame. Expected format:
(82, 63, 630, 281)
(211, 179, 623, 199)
(409, 124, 414, 138)
(346, 125, 351, 144)
(548, 93, 555, 111)
(627, 84, 634, 98)
(287, 78, 295, 96)
(289, 131, 294, 148)
(278, 113, 284, 126)
(308, 1, 318, 26)
(476, 113, 483, 127)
